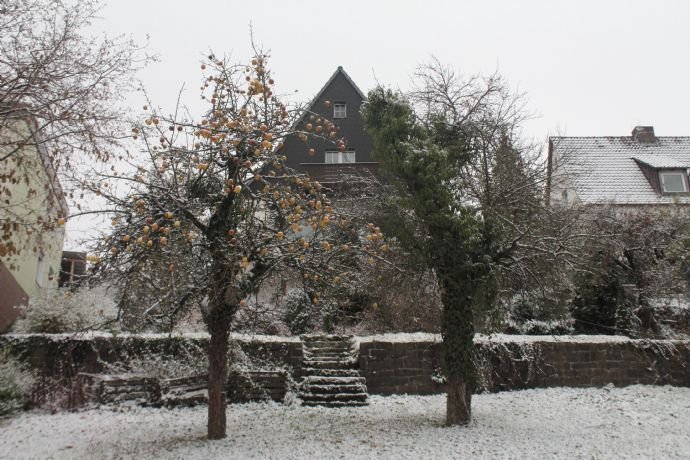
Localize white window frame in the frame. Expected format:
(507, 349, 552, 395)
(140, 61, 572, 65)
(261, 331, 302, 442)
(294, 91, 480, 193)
(325, 150, 355, 164)
(35, 255, 49, 287)
(333, 102, 347, 119)
(659, 171, 688, 193)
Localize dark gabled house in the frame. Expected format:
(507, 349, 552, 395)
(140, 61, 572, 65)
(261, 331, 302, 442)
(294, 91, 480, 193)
(280, 66, 377, 185)
(546, 126, 690, 213)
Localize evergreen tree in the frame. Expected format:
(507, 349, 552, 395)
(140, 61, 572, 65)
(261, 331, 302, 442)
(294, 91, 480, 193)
(363, 61, 568, 425)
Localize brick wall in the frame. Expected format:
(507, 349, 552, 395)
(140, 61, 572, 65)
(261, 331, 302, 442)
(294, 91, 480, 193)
(2, 334, 688, 396)
(0, 334, 303, 378)
(358, 336, 690, 395)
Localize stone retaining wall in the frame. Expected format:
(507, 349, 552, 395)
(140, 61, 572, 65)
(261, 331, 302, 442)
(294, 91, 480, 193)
(2, 334, 688, 398)
(0, 333, 303, 379)
(357, 335, 690, 395)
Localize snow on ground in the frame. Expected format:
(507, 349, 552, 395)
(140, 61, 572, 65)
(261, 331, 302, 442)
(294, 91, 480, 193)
(1, 385, 689, 460)
(355, 332, 687, 345)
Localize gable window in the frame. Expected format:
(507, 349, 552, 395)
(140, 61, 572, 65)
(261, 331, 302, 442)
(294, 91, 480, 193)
(333, 102, 347, 119)
(325, 150, 355, 164)
(659, 171, 688, 193)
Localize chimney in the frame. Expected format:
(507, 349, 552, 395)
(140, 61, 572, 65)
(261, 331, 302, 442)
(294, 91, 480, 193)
(632, 126, 655, 143)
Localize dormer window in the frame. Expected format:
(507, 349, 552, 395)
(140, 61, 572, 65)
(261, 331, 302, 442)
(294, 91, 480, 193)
(333, 102, 346, 119)
(659, 171, 688, 193)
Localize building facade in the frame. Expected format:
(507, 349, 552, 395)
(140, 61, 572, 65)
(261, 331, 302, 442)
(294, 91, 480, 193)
(0, 113, 67, 330)
(280, 66, 376, 185)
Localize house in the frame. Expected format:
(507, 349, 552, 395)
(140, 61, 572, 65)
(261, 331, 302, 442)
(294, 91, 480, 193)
(280, 66, 377, 185)
(0, 110, 68, 331)
(546, 126, 690, 213)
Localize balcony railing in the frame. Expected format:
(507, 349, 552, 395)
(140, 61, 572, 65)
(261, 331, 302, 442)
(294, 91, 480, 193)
(298, 162, 379, 184)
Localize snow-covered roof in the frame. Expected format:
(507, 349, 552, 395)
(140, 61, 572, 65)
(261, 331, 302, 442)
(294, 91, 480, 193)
(632, 154, 690, 169)
(550, 135, 690, 205)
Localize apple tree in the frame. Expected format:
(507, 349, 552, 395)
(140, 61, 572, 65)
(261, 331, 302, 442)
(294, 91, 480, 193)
(85, 52, 385, 439)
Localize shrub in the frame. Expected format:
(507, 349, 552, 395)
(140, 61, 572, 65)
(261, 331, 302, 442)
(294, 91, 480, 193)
(103, 340, 208, 380)
(12, 285, 118, 333)
(282, 288, 316, 335)
(0, 350, 33, 416)
(504, 319, 574, 335)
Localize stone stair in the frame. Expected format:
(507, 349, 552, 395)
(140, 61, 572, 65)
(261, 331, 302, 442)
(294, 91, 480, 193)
(299, 335, 369, 407)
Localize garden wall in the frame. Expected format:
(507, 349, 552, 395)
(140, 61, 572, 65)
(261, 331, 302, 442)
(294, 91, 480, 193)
(1, 333, 688, 396)
(0, 333, 303, 379)
(357, 334, 690, 394)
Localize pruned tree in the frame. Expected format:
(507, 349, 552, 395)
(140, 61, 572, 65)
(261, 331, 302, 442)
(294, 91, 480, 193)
(362, 59, 587, 425)
(0, 0, 148, 253)
(85, 51, 384, 439)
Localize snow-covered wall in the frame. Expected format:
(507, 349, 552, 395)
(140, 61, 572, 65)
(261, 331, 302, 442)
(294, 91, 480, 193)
(1, 333, 688, 396)
(358, 335, 690, 394)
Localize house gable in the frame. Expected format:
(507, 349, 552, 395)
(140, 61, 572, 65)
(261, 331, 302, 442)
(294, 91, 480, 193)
(280, 67, 375, 182)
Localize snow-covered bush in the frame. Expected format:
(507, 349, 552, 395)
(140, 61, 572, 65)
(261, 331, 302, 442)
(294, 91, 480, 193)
(503, 319, 574, 336)
(282, 288, 316, 335)
(103, 340, 208, 380)
(0, 350, 33, 416)
(12, 285, 118, 333)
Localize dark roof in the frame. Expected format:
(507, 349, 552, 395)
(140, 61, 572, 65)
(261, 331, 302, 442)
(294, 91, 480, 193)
(550, 136, 690, 204)
(309, 66, 366, 104)
(288, 66, 366, 133)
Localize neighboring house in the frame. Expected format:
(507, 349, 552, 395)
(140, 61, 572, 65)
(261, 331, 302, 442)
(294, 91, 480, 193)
(547, 126, 690, 213)
(280, 66, 377, 185)
(0, 110, 68, 331)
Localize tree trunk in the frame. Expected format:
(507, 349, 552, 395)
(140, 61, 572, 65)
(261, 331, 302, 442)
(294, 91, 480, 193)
(446, 374, 471, 425)
(441, 275, 476, 427)
(207, 305, 232, 440)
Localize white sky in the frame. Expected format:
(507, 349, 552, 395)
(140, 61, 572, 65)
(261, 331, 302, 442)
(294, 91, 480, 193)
(65, 0, 690, 249)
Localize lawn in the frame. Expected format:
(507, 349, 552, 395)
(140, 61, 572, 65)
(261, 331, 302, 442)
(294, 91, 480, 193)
(1, 385, 688, 459)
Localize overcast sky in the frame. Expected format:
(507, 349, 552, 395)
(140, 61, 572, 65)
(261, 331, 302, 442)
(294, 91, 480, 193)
(98, 0, 690, 137)
(65, 0, 690, 249)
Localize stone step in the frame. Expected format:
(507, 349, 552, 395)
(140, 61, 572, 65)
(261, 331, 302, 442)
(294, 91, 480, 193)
(301, 368, 361, 377)
(300, 392, 368, 403)
(303, 356, 355, 364)
(302, 376, 366, 385)
(301, 400, 369, 407)
(301, 335, 353, 342)
(301, 384, 367, 394)
(303, 360, 355, 370)
(303, 350, 353, 357)
(304, 346, 354, 354)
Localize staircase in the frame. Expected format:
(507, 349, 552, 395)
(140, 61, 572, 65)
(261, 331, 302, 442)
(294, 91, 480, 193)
(299, 335, 369, 407)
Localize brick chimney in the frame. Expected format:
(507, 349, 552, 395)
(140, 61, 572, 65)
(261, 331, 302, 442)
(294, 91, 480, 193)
(632, 126, 655, 143)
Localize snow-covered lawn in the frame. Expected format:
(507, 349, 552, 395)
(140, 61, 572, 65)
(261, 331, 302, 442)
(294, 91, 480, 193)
(1, 386, 689, 459)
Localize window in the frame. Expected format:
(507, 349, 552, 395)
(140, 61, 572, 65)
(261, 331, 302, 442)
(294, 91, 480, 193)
(325, 150, 355, 164)
(659, 171, 688, 193)
(333, 102, 347, 118)
(35, 255, 49, 287)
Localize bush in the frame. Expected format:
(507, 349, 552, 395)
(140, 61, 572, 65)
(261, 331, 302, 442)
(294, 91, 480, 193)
(12, 285, 118, 333)
(282, 288, 316, 335)
(0, 350, 33, 416)
(504, 319, 574, 335)
(103, 340, 208, 380)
